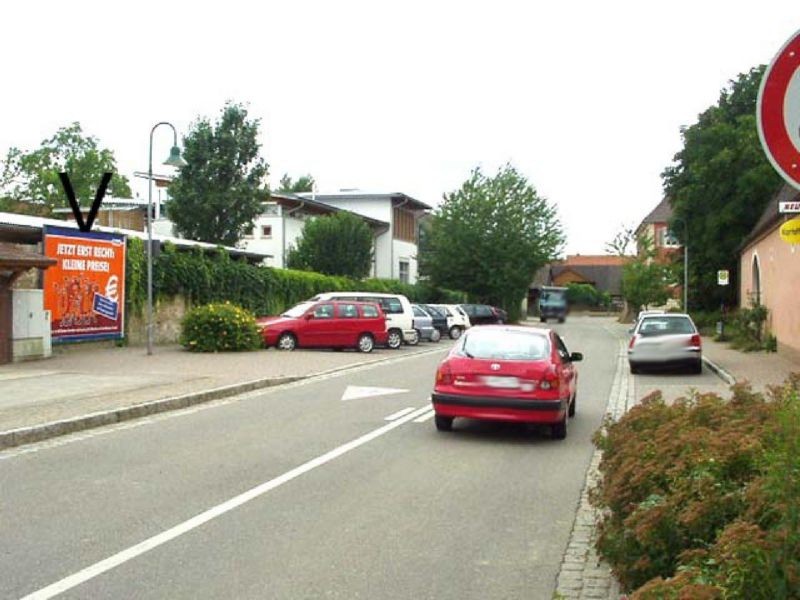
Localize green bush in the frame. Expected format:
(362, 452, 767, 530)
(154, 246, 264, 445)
(565, 283, 611, 309)
(180, 302, 261, 352)
(591, 376, 800, 598)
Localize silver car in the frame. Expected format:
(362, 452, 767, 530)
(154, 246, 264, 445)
(628, 313, 702, 374)
(412, 304, 441, 342)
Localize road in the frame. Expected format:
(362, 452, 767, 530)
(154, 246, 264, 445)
(0, 316, 704, 599)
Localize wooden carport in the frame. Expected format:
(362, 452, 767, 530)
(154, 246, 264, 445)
(0, 247, 56, 365)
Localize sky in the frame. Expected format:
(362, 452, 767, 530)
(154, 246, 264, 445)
(1, 1, 799, 255)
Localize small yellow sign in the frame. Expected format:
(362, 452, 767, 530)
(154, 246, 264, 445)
(780, 217, 800, 244)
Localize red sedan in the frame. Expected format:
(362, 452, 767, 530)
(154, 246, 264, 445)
(431, 325, 582, 439)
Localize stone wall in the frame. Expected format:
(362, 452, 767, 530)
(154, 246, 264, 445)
(125, 295, 189, 346)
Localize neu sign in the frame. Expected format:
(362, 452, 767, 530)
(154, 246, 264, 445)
(757, 29, 800, 190)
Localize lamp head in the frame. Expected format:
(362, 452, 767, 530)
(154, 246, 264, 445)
(163, 146, 188, 168)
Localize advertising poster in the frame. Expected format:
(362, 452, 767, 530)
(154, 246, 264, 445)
(43, 225, 126, 342)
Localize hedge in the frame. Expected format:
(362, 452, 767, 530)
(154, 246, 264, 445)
(125, 239, 466, 318)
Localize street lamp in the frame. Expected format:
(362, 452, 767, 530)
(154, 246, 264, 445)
(147, 122, 187, 356)
(671, 218, 688, 312)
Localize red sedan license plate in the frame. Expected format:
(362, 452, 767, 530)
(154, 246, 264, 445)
(482, 376, 520, 389)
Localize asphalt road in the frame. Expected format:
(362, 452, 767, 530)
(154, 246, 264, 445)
(1, 318, 620, 600)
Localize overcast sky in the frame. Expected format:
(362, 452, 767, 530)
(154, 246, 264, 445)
(1, 1, 798, 255)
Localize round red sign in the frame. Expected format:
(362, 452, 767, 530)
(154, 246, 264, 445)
(757, 29, 800, 190)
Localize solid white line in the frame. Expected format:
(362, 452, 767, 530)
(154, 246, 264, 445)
(21, 404, 432, 600)
(413, 409, 435, 423)
(384, 407, 416, 421)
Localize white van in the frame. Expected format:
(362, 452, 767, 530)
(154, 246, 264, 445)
(429, 304, 471, 339)
(309, 292, 418, 349)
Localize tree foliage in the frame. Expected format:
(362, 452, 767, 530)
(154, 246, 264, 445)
(278, 173, 315, 193)
(621, 235, 673, 313)
(168, 103, 269, 246)
(286, 211, 373, 279)
(605, 223, 636, 256)
(421, 164, 564, 321)
(662, 66, 782, 310)
(0, 122, 131, 210)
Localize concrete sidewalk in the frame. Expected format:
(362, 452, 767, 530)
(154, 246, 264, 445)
(701, 335, 800, 390)
(0, 343, 444, 448)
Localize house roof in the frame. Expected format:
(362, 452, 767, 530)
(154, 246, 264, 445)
(559, 254, 633, 267)
(0, 212, 272, 261)
(299, 191, 432, 211)
(637, 197, 673, 231)
(740, 184, 800, 251)
(269, 193, 389, 228)
(550, 263, 627, 295)
(0, 245, 57, 271)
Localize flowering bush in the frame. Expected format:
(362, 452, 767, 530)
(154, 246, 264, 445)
(179, 302, 261, 352)
(592, 375, 800, 598)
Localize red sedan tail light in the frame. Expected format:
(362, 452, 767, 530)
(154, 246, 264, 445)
(436, 363, 453, 385)
(539, 366, 560, 391)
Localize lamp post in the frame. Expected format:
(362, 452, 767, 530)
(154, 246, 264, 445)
(147, 122, 187, 356)
(671, 218, 688, 312)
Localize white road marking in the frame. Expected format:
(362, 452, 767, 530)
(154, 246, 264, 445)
(413, 409, 435, 423)
(21, 404, 432, 600)
(383, 407, 416, 421)
(341, 385, 409, 401)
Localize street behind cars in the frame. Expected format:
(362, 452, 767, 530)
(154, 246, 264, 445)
(431, 325, 582, 439)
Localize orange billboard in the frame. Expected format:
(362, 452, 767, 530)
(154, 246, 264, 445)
(43, 226, 126, 341)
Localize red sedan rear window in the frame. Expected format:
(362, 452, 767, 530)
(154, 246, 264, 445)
(461, 330, 550, 360)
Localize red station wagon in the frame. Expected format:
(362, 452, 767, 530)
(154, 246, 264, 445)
(431, 325, 582, 439)
(257, 300, 389, 353)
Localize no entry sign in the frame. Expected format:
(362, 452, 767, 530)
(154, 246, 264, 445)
(757, 29, 800, 190)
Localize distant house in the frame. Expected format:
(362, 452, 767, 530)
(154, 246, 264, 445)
(529, 254, 632, 312)
(634, 196, 681, 263)
(738, 184, 800, 354)
(296, 191, 431, 284)
(240, 193, 390, 273)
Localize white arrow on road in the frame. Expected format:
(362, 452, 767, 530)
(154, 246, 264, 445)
(340, 386, 409, 401)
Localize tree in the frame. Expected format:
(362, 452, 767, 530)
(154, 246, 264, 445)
(662, 66, 783, 311)
(0, 122, 131, 210)
(605, 223, 636, 256)
(168, 103, 269, 246)
(277, 173, 315, 193)
(286, 211, 373, 278)
(421, 164, 564, 321)
(621, 235, 673, 313)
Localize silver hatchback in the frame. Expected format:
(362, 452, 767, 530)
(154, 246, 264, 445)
(628, 314, 702, 374)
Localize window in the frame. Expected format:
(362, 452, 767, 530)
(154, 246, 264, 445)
(244, 226, 256, 239)
(362, 305, 379, 318)
(392, 207, 417, 242)
(262, 225, 272, 239)
(399, 260, 410, 284)
(555, 335, 571, 361)
(339, 304, 359, 319)
(313, 304, 335, 319)
(378, 297, 403, 314)
(412, 306, 426, 317)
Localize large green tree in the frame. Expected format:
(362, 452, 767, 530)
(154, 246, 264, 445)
(662, 66, 782, 310)
(277, 173, 315, 193)
(168, 103, 269, 246)
(0, 122, 131, 211)
(421, 164, 564, 321)
(286, 211, 373, 279)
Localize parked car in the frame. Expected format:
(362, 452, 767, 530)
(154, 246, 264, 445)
(257, 300, 388, 352)
(429, 304, 472, 339)
(309, 292, 418, 348)
(431, 325, 582, 439)
(411, 304, 441, 342)
(460, 303, 506, 325)
(417, 304, 449, 338)
(628, 313, 702, 374)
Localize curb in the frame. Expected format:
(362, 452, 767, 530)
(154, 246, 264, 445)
(0, 344, 447, 451)
(702, 356, 736, 386)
